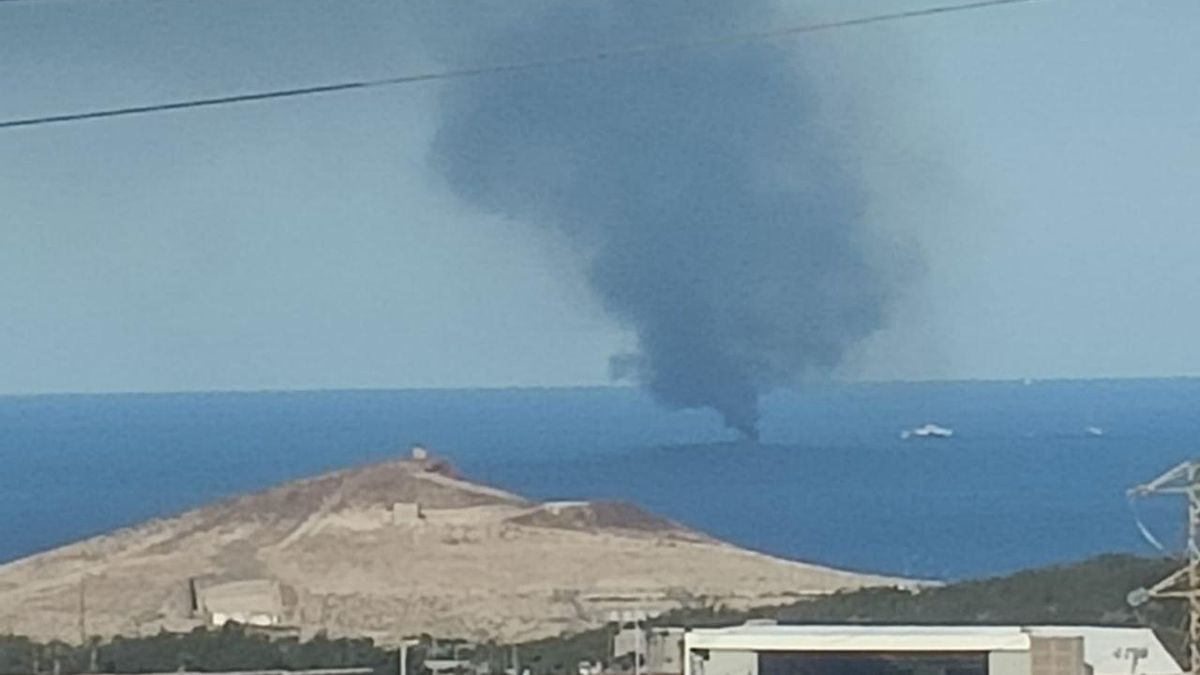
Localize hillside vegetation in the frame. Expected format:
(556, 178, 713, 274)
(512, 554, 1185, 674)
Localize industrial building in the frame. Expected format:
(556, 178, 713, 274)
(667, 625, 1182, 675)
(194, 578, 285, 628)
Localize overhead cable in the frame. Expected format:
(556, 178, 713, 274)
(0, 0, 1049, 130)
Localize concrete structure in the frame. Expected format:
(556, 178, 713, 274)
(197, 579, 284, 628)
(392, 501, 424, 524)
(646, 628, 687, 675)
(682, 625, 1182, 675)
(1024, 627, 1181, 675)
(615, 626, 687, 675)
(614, 625, 642, 663)
(612, 611, 653, 673)
(1029, 633, 1083, 675)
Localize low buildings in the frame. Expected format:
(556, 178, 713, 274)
(679, 625, 1181, 675)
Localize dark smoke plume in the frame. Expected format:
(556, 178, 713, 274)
(431, 2, 901, 439)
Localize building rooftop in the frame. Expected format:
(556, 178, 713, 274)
(686, 623, 1182, 673)
(687, 625, 1031, 653)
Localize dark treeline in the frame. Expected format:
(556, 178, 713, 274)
(0, 626, 391, 675)
(507, 555, 1185, 675)
(0, 556, 1185, 675)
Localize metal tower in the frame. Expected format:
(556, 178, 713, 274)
(1128, 461, 1200, 674)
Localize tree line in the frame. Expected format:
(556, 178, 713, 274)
(0, 626, 392, 675)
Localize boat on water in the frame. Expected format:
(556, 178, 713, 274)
(1086, 426, 1105, 437)
(901, 423, 954, 440)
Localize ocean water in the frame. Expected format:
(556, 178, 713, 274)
(1, 379, 1197, 580)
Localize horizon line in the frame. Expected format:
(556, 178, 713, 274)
(4, 374, 1200, 399)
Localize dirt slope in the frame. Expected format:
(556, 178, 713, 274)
(0, 457, 911, 644)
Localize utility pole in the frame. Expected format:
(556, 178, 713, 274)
(619, 610, 646, 675)
(397, 639, 419, 675)
(78, 576, 87, 646)
(1128, 460, 1200, 674)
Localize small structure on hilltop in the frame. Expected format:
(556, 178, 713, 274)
(409, 443, 459, 477)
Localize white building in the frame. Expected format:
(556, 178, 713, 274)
(197, 579, 284, 628)
(681, 625, 1181, 675)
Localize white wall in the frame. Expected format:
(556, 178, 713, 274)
(992, 650, 1034, 675)
(689, 651, 757, 675)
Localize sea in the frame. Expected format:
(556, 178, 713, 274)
(2, 378, 1197, 581)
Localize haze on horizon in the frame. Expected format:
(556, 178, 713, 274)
(2, 0, 1199, 397)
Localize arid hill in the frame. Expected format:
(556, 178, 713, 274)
(0, 456, 911, 644)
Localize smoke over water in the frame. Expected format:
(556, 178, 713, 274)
(431, 2, 904, 439)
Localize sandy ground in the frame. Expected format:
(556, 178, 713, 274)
(0, 459, 912, 644)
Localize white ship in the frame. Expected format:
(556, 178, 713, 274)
(901, 423, 954, 440)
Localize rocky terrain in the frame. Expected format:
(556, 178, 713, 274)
(0, 455, 911, 644)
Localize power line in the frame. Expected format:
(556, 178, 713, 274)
(0, 0, 1049, 131)
(0, 0, 168, 4)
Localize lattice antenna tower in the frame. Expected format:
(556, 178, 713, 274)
(1128, 461, 1200, 674)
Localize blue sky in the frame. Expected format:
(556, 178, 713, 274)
(1, 0, 1198, 394)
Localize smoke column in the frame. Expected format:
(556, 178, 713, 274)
(431, 2, 903, 439)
